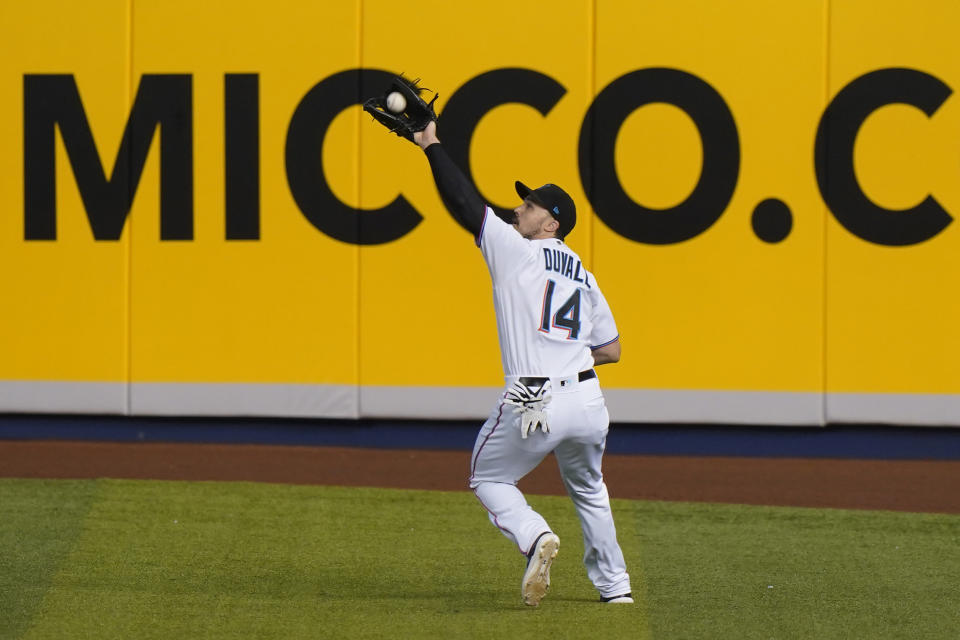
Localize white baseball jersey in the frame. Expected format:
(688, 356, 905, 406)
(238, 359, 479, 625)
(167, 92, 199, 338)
(477, 206, 618, 379)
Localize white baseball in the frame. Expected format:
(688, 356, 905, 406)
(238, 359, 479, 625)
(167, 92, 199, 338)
(386, 91, 407, 114)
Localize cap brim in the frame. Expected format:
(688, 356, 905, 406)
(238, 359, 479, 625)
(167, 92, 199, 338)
(515, 181, 547, 210)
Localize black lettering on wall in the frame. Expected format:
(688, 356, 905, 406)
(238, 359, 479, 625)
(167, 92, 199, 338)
(579, 68, 740, 244)
(24, 74, 193, 240)
(225, 74, 260, 240)
(285, 69, 422, 245)
(439, 68, 566, 230)
(815, 68, 953, 246)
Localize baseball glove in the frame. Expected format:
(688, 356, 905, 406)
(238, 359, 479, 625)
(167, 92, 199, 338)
(362, 75, 438, 144)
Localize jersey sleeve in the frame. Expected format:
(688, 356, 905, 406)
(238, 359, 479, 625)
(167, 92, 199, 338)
(587, 281, 619, 349)
(477, 206, 537, 281)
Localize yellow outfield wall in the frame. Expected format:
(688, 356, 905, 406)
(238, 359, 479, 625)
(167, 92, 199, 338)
(1, 0, 958, 424)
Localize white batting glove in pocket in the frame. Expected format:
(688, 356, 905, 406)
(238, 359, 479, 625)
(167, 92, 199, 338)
(503, 380, 552, 439)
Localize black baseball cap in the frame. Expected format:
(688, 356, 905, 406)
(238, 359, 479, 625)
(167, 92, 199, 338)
(515, 181, 576, 239)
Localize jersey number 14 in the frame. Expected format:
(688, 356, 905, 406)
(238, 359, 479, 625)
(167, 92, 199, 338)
(539, 279, 581, 339)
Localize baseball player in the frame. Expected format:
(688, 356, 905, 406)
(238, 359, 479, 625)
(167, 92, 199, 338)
(364, 78, 632, 607)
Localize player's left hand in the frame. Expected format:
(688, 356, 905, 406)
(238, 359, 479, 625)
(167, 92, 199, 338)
(414, 120, 439, 150)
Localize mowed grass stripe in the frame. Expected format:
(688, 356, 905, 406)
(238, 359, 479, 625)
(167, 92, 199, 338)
(0, 479, 101, 639)
(10, 480, 649, 640)
(631, 500, 960, 639)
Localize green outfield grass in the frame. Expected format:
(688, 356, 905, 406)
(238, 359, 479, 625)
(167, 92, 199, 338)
(2, 478, 958, 639)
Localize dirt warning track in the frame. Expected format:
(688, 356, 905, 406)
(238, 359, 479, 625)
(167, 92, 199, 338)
(2, 440, 958, 514)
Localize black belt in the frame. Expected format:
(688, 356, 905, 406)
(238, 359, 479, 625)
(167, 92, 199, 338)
(519, 369, 596, 387)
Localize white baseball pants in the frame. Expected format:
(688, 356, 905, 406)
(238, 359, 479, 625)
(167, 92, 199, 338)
(468, 376, 632, 599)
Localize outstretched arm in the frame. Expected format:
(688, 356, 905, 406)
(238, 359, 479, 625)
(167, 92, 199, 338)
(415, 121, 486, 237)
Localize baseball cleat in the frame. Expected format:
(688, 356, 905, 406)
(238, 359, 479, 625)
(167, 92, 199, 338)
(600, 592, 634, 604)
(522, 532, 560, 607)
